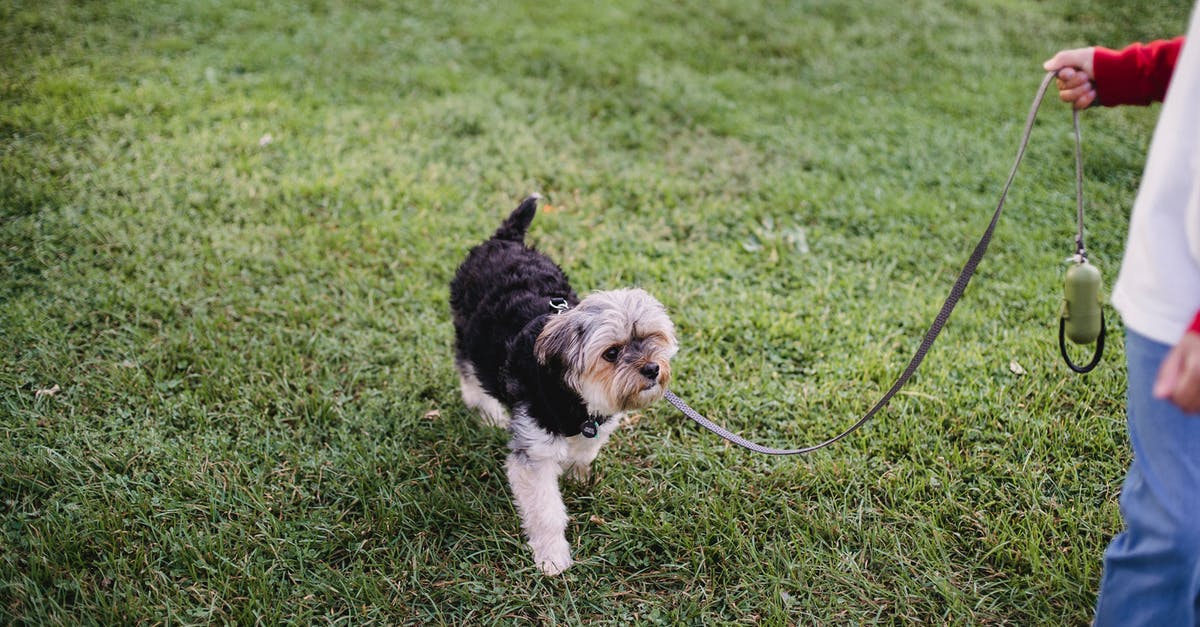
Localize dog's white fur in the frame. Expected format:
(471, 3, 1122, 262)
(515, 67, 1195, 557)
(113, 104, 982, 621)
(457, 362, 509, 428)
(503, 404, 622, 575)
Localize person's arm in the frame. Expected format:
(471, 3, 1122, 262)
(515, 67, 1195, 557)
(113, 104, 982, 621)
(1042, 37, 1185, 109)
(1094, 37, 1186, 105)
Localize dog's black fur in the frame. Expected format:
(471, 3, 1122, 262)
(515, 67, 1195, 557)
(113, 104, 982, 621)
(450, 195, 592, 436)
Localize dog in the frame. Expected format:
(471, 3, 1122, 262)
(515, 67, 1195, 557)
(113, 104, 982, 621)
(450, 194, 678, 575)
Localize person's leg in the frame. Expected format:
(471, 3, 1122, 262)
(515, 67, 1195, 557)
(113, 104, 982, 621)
(1094, 329, 1200, 626)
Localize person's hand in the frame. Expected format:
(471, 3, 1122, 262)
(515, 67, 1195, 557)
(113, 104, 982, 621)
(1154, 332, 1200, 414)
(1043, 47, 1097, 109)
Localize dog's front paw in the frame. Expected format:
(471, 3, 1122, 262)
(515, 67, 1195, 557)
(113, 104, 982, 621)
(532, 542, 573, 576)
(565, 463, 595, 486)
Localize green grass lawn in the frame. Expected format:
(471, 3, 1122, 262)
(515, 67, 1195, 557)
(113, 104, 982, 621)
(3, 0, 1193, 623)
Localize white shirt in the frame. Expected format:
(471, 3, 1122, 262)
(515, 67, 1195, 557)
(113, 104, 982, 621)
(1111, 5, 1200, 346)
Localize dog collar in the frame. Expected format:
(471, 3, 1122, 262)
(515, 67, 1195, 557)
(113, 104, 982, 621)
(548, 297, 570, 314)
(581, 415, 607, 438)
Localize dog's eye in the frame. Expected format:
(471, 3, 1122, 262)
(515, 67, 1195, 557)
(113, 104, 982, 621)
(602, 346, 621, 363)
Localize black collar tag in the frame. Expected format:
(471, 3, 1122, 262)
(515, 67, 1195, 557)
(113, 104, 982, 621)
(581, 418, 599, 438)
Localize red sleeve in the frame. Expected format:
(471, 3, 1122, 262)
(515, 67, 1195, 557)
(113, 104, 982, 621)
(1093, 37, 1185, 106)
(1189, 310, 1200, 336)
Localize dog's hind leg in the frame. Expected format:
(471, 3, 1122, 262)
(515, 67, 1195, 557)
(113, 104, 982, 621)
(456, 361, 509, 428)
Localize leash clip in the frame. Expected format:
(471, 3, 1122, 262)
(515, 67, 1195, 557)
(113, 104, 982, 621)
(549, 298, 570, 314)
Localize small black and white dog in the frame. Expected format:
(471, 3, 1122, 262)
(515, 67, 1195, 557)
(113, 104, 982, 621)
(450, 194, 678, 575)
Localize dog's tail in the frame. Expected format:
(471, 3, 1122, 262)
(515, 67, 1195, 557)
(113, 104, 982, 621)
(492, 193, 541, 242)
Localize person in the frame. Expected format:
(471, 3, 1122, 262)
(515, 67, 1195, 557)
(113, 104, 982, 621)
(1043, 6, 1200, 625)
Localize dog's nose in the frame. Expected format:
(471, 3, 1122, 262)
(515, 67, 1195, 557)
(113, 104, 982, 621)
(639, 363, 660, 381)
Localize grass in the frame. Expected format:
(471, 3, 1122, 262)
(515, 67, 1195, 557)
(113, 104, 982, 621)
(1, 0, 1193, 623)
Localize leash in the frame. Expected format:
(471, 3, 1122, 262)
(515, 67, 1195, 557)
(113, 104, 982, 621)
(665, 71, 1099, 455)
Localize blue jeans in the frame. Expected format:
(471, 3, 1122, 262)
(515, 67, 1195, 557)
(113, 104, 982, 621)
(1094, 329, 1200, 626)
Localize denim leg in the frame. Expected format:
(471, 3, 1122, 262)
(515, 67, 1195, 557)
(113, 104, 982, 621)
(1094, 329, 1200, 626)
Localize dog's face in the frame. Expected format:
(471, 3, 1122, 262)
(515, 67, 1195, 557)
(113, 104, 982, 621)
(535, 288, 678, 416)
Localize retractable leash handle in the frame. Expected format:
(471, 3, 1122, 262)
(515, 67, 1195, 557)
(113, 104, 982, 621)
(666, 71, 1102, 455)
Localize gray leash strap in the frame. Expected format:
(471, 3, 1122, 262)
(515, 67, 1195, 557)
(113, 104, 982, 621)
(666, 72, 1068, 455)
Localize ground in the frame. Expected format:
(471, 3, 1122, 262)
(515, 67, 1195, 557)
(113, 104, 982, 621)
(1, 0, 1193, 623)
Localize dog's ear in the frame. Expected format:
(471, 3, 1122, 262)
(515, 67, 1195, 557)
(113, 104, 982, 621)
(535, 313, 580, 368)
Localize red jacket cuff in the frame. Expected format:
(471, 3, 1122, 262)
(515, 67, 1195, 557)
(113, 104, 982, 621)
(1093, 37, 1184, 106)
(1189, 310, 1200, 336)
